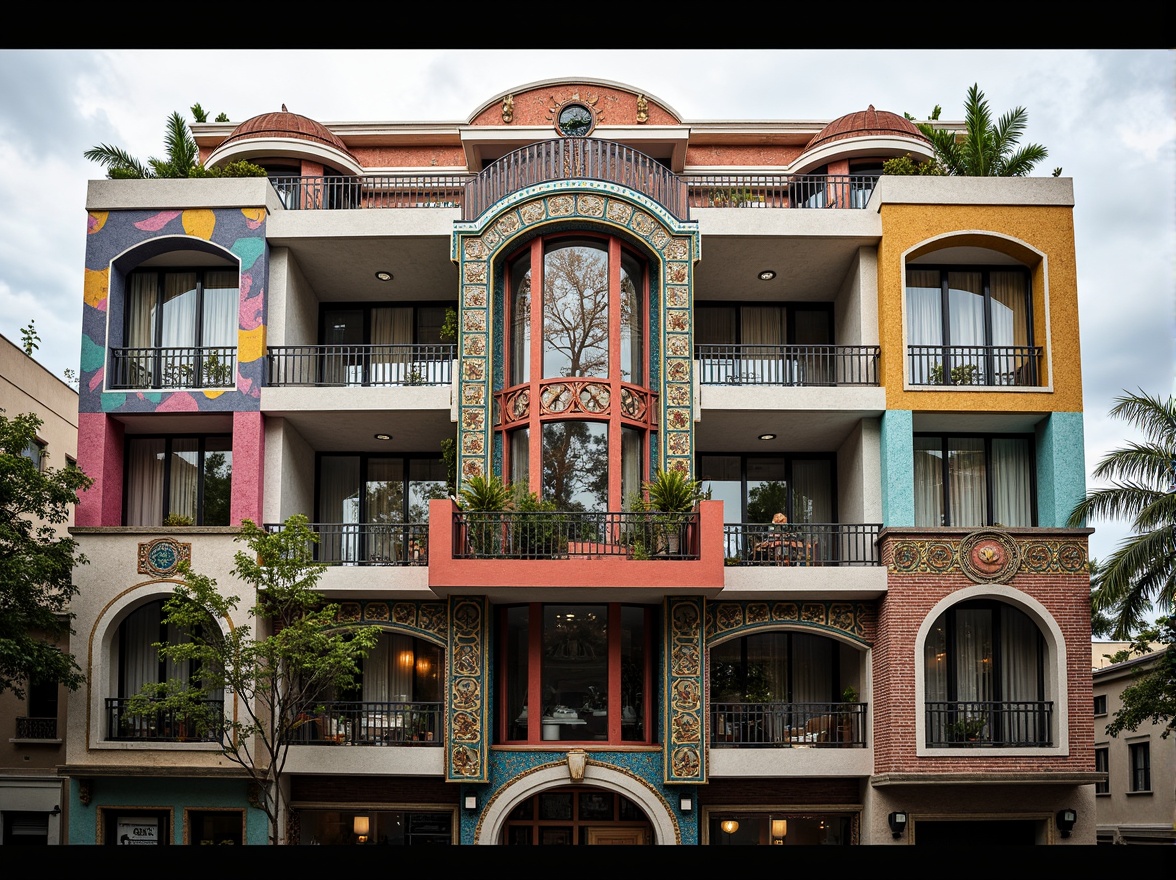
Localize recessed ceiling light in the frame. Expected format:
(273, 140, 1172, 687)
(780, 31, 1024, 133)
(758, 269, 776, 281)
(375, 271, 393, 282)
(374, 433, 392, 441)
(759, 433, 776, 441)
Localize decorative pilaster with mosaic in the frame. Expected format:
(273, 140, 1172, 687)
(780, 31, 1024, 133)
(450, 185, 700, 484)
(446, 595, 489, 783)
(664, 596, 706, 784)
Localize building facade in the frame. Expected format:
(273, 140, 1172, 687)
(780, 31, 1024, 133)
(61, 78, 1098, 845)
(1, 332, 79, 844)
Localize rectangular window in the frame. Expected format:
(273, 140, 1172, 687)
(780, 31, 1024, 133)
(914, 434, 1034, 528)
(22, 438, 45, 471)
(1129, 741, 1151, 792)
(1095, 746, 1109, 794)
(124, 435, 232, 526)
(1093, 695, 1107, 716)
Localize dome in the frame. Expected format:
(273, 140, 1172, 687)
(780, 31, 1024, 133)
(218, 105, 357, 161)
(804, 105, 929, 151)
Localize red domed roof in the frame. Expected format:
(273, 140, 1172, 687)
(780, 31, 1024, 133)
(219, 106, 356, 160)
(805, 105, 929, 151)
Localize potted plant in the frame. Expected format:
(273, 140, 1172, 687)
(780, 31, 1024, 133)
(638, 468, 709, 555)
(457, 473, 514, 556)
(950, 715, 987, 743)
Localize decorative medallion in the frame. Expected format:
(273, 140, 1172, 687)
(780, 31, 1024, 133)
(959, 530, 1021, 584)
(138, 538, 190, 576)
(555, 100, 596, 137)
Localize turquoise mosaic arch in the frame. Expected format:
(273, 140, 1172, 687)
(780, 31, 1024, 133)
(450, 181, 701, 488)
(705, 600, 874, 646)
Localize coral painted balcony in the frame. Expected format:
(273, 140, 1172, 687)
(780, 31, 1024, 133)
(426, 499, 727, 595)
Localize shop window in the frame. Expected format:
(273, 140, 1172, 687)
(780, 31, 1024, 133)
(501, 787, 651, 845)
(296, 809, 454, 845)
(186, 809, 244, 845)
(706, 810, 854, 845)
(102, 809, 171, 845)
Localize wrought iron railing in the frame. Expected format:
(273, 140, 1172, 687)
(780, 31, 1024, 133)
(105, 698, 224, 742)
(263, 521, 430, 566)
(686, 174, 880, 210)
(268, 174, 470, 211)
(696, 344, 881, 386)
(109, 346, 237, 390)
(907, 345, 1042, 387)
(290, 700, 442, 746)
(723, 523, 881, 566)
(267, 344, 455, 387)
(15, 716, 58, 739)
(710, 701, 866, 747)
(454, 510, 700, 559)
(925, 700, 1053, 747)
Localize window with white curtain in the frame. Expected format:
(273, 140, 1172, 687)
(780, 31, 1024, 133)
(914, 434, 1034, 527)
(124, 435, 232, 526)
(117, 599, 224, 702)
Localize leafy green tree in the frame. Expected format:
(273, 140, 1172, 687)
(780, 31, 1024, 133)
(1103, 615, 1176, 739)
(0, 411, 92, 697)
(1067, 390, 1176, 638)
(913, 83, 1053, 177)
(127, 516, 379, 844)
(19, 320, 39, 356)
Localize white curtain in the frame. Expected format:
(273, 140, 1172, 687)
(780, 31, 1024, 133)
(127, 274, 157, 348)
(169, 439, 200, 523)
(741, 306, 784, 382)
(363, 635, 391, 702)
(913, 437, 944, 527)
(121, 602, 161, 696)
(126, 438, 165, 526)
(621, 426, 642, 512)
(160, 272, 197, 348)
(905, 269, 942, 383)
(990, 272, 1030, 382)
(1000, 606, 1039, 702)
(947, 438, 987, 527)
(992, 438, 1033, 526)
(953, 608, 993, 704)
(201, 271, 238, 348)
(318, 456, 360, 563)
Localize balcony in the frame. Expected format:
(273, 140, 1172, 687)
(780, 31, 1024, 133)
(264, 521, 429, 566)
(105, 698, 224, 743)
(907, 345, 1043, 388)
(108, 346, 237, 390)
(267, 344, 455, 387)
(925, 700, 1054, 747)
(289, 700, 443, 746)
(722, 523, 882, 567)
(453, 509, 700, 560)
(710, 701, 866, 748)
(14, 716, 58, 740)
(696, 345, 881, 387)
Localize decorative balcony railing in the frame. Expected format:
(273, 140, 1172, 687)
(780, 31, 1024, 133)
(696, 344, 881, 386)
(925, 700, 1054, 747)
(108, 346, 237, 390)
(723, 523, 882, 566)
(263, 521, 430, 566)
(105, 698, 224, 742)
(454, 510, 700, 560)
(907, 345, 1042, 387)
(15, 716, 58, 739)
(710, 701, 867, 748)
(265, 166, 879, 222)
(289, 700, 443, 746)
(267, 344, 455, 387)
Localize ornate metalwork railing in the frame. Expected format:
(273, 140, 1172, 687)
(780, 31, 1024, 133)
(109, 346, 237, 390)
(907, 344, 1042, 387)
(289, 700, 443, 746)
(925, 700, 1053, 747)
(263, 521, 431, 566)
(696, 344, 881, 386)
(267, 344, 455, 387)
(722, 523, 881, 566)
(105, 698, 224, 742)
(710, 701, 867, 747)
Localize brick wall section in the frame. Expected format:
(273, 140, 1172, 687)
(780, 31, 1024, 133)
(874, 531, 1094, 776)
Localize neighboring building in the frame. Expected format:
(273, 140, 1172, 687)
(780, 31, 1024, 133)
(62, 78, 1098, 845)
(0, 332, 79, 845)
(1092, 648, 1175, 845)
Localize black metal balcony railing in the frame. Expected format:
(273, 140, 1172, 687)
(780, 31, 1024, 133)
(723, 523, 881, 567)
(266, 167, 879, 222)
(290, 700, 442, 746)
(907, 345, 1042, 387)
(925, 700, 1054, 747)
(109, 346, 237, 390)
(15, 716, 58, 739)
(696, 344, 881, 386)
(263, 522, 430, 566)
(267, 344, 455, 387)
(710, 701, 866, 748)
(105, 698, 224, 742)
(454, 510, 700, 560)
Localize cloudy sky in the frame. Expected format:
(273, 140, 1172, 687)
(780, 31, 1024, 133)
(0, 48, 1171, 569)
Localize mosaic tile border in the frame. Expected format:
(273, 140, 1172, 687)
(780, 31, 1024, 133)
(664, 597, 706, 784)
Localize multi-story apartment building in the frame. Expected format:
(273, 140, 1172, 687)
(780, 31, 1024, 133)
(1092, 648, 1175, 845)
(1, 332, 79, 845)
(62, 77, 1098, 845)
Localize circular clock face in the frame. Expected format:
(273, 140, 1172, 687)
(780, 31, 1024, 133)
(557, 103, 593, 137)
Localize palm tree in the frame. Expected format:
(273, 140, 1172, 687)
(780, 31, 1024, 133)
(84, 110, 200, 179)
(917, 83, 1051, 177)
(1067, 389, 1176, 638)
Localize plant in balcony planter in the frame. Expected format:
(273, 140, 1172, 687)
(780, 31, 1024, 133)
(637, 468, 709, 555)
(950, 715, 988, 742)
(457, 473, 514, 556)
(164, 512, 195, 527)
(841, 686, 858, 703)
(929, 363, 980, 386)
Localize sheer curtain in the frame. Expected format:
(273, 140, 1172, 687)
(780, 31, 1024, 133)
(318, 456, 360, 563)
(990, 272, 1031, 382)
(1000, 605, 1041, 740)
(201, 271, 238, 348)
(169, 439, 200, 522)
(905, 269, 942, 383)
(120, 602, 161, 696)
(992, 438, 1032, 526)
(947, 438, 987, 526)
(161, 272, 197, 348)
(620, 253, 643, 384)
(913, 437, 944, 527)
(791, 634, 831, 704)
(126, 438, 165, 526)
(741, 306, 784, 382)
(953, 608, 994, 704)
(363, 635, 391, 702)
(947, 272, 984, 381)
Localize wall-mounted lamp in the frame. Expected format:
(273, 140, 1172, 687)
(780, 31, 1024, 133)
(353, 815, 369, 844)
(1055, 808, 1077, 838)
(374, 433, 393, 441)
(720, 819, 739, 844)
(758, 269, 777, 281)
(49, 805, 61, 817)
(887, 811, 907, 839)
(771, 818, 787, 845)
(758, 433, 776, 441)
(375, 271, 393, 282)
(464, 794, 478, 811)
(679, 791, 693, 813)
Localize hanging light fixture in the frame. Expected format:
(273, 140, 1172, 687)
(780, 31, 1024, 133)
(771, 818, 787, 844)
(353, 815, 370, 844)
